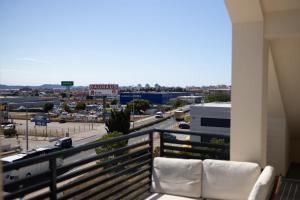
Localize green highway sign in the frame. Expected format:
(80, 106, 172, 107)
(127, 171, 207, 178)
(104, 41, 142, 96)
(61, 81, 74, 86)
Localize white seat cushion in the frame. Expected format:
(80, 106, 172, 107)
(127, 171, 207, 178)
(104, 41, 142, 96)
(248, 166, 275, 200)
(144, 193, 201, 200)
(151, 157, 202, 198)
(202, 159, 261, 200)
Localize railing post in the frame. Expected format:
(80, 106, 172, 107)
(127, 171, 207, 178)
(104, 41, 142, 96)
(149, 131, 154, 158)
(49, 158, 57, 200)
(160, 131, 164, 157)
(149, 131, 154, 192)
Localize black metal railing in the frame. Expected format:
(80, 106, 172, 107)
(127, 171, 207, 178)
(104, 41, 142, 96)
(2, 128, 229, 200)
(157, 129, 229, 160)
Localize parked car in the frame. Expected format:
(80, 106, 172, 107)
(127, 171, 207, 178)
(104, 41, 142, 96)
(3, 124, 16, 130)
(59, 119, 66, 123)
(179, 122, 190, 129)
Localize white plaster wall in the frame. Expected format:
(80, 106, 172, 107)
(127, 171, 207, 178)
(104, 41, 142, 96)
(230, 21, 268, 167)
(267, 51, 289, 175)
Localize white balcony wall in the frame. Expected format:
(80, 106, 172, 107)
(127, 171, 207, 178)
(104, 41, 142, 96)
(267, 51, 289, 175)
(226, 0, 300, 175)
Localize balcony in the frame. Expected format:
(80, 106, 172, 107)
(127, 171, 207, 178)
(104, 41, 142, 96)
(2, 129, 229, 200)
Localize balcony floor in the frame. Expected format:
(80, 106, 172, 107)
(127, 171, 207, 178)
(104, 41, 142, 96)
(286, 163, 300, 180)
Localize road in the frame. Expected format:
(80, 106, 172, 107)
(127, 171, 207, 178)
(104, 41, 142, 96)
(65, 117, 180, 165)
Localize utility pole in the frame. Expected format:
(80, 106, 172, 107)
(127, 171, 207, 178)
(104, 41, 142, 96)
(26, 107, 29, 152)
(102, 96, 107, 122)
(132, 96, 135, 129)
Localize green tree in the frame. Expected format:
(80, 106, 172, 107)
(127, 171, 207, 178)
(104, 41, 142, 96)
(168, 98, 188, 109)
(60, 93, 67, 98)
(1, 128, 17, 137)
(105, 109, 130, 134)
(204, 93, 231, 103)
(94, 131, 128, 168)
(43, 103, 54, 113)
(63, 103, 71, 113)
(95, 131, 127, 155)
(110, 99, 118, 105)
(75, 102, 86, 110)
(126, 99, 150, 114)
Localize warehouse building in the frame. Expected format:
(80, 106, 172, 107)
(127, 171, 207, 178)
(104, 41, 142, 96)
(120, 92, 192, 105)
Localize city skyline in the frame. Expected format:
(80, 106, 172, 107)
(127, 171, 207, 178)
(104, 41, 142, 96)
(0, 0, 232, 87)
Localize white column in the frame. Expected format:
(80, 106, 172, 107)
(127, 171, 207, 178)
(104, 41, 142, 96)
(230, 21, 268, 167)
(0, 152, 2, 200)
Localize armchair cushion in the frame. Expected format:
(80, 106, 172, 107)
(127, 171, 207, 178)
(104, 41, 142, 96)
(151, 157, 202, 198)
(145, 193, 200, 200)
(202, 159, 261, 200)
(248, 166, 275, 200)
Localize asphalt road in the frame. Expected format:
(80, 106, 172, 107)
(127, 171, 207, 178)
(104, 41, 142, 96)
(66, 117, 179, 165)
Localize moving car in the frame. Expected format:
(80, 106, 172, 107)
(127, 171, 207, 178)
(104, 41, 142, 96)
(174, 110, 185, 121)
(155, 111, 164, 118)
(179, 122, 190, 129)
(163, 133, 176, 140)
(55, 137, 72, 148)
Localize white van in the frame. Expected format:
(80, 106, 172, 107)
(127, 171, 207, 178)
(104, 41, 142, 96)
(1, 148, 63, 184)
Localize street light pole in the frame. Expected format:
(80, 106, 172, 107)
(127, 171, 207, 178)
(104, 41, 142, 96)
(132, 96, 135, 129)
(26, 107, 29, 152)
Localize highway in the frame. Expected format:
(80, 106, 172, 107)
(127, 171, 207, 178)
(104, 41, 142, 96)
(66, 116, 179, 164)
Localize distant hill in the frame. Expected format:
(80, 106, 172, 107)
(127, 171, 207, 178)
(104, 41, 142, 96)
(0, 84, 24, 89)
(38, 84, 65, 89)
(0, 84, 87, 90)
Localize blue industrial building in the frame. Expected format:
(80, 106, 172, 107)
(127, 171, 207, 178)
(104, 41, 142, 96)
(120, 92, 192, 105)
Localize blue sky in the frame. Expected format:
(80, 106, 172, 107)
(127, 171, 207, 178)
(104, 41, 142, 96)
(0, 0, 232, 87)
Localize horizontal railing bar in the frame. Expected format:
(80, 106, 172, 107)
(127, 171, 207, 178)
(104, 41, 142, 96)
(155, 128, 230, 138)
(4, 180, 50, 200)
(164, 151, 206, 160)
(99, 172, 150, 200)
(113, 178, 151, 200)
(129, 185, 151, 200)
(61, 162, 151, 200)
(164, 145, 228, 157)
(164, 138, 229, 149)
(109, 177, 150, 200)
(57, 154, 151, 194)
(57, 147, 150, 183)
(28, 191, 51, 200)
(3, 129, 153, 171)
(57, 140, 149, 175)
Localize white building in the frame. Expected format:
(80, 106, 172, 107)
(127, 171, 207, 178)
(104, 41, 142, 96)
(190, 102, 231, 142)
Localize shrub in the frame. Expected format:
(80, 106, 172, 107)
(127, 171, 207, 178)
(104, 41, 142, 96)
(3, 128, 17, 137)
(94, 131, 128, 168)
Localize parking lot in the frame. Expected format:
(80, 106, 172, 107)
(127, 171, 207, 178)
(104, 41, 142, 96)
(14, 119, 106, 138)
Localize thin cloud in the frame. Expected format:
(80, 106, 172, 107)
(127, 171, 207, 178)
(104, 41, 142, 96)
(16, 57, 51, 64)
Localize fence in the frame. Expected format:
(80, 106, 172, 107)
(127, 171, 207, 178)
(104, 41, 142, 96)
(15, 124, 97, 138)
(2, 128, 229, 200)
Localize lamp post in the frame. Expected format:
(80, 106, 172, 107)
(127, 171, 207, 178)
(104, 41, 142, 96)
(132, 95, 135, 129)
(26, 107, 28, 152)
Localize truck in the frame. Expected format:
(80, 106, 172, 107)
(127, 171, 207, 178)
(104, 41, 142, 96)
(1, 137, 72, 185)
(174, 110, 185, 121)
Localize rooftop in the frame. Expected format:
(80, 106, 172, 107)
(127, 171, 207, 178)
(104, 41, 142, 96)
(193, 102, 231, 108)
